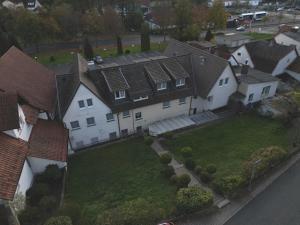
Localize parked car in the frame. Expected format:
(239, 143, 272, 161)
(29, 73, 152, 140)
(94, 55, 103, 64)
(236, 26, 246, 31)
(157, 222, 175, 225)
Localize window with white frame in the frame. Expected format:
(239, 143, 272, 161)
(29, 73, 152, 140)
(87, 98, 93, 107)
(176, 78, 185, 87)
(70, 121, 80, 130)
(219, 79, 223, 86)
(179, 97, 186, 105)
(135, 112, 142, 120)
(157, 82, 167, 91)
(261, 86, 271, 97)
(86, 117, 96, 127)
(224, 77, 229, 85)
(123, 110, 130, 118)
(78, 100, 85, 109)
(115, 90, 126, 100)
(162, 101, 170, 108)
(106, 113, 114, 122)
(248, 93, 254, 102)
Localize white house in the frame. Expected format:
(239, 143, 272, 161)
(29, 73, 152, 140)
(231, 41, 298, 76)
(274, 32, 300, 54)
(215, 33, 252, 48)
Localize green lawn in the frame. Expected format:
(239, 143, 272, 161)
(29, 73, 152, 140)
(65, 138, 176, 220)
(164, 115, 289, 180)
(35, 42, 167, 65)
(245, 32, 274, 41)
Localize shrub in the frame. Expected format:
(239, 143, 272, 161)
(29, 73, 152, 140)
(176, 174, 191, 188)
(184, 158, 196, 170)
(36, 165, 62, 185)
(39, 195, 58, 213)
(18, 207, 42, 225)
(96, 198, 164, 225)
(44, 216, 73, 225)
(205, 164, 217, 174)
(161, 165, 175, 178)
(213, 175, 246, 197)
(180, 147, 192, 158)
(162, 132, 174, 139)
(200, 171, 213, 184)
(194, 165, 202, 175)
(160, 153, 172, 164)
(49, 56, 55, 62)
(144, 136, 154, 145)
(58, 202, 82, 225)
(176, 187, 213, 214)
(170, 175, 178, 184)
(26, 183, 49, 206)
(125, 49, 131, 54)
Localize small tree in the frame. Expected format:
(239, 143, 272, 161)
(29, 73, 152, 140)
(117, 35, 123, 55)
(205, 29, 213, 41)
(83, 37, 94, 60)
(44, 216, 73, 225)
(208, 0, 227, 30)
(141, 23, 150, 52)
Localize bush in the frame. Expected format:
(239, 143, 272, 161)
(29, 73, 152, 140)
(176, 187, 213, 214)
(170, 175, 178, 184)
(125, 49, 131, 54)
(213, 175, 246, 197)
(160, 153, 172, 164)
(44, 216, 73, 225)
(36, 165, 62, 185)
(26, 183, 49, 206)
(180, 147, 193, 158)
(194, 165, 202, 175)
(144, 136, 154, 145)
(184, 158, 196, 170)
(58, 202, 82, 225)
(39, 195, 58, 213)
(18, 207, 42, 225)
(176, 174, 191, 188)
(162, 132, 174, 139)
(161, 166, 175, 178)
(200, 171, 213, 184)
(205, 164, 217, 174)
(96, 198, 164, 225)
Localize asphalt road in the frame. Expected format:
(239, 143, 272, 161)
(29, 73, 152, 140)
(224, 160, 300, 225)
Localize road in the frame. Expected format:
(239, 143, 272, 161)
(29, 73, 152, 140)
(224, 160, 300, 225)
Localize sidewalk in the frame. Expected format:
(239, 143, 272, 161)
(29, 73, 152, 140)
(176, 152, 300, 225)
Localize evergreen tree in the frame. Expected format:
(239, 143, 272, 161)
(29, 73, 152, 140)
(140, 23, 150, 52)
(83, 37, 94, 60)
(205, 29, 213, 41)
(117, 35, 123, 55)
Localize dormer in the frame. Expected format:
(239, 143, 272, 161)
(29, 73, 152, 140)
(144, 62, 171, 91)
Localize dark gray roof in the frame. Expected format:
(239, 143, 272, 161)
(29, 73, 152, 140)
(144, 62, 171, 83)
(287, 56, 300, 73)
(282, 32, 300, 42)
(102, 68, 130, 92)
(187, 41, 216, 48)
(245, 41, 296, 73)
(162, 58, 190, 80)
(164, 39, 230, 98)
(235, 67, 278, 84)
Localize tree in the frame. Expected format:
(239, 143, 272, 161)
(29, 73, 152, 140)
(81, 9, 104, 37)
(174, 0, 193, 32)
(83, 37, 94, 60)
(205, 29, 213, 41)
(117, 35, 123, 55)
(208, 0, 227, 30)
(192, 5, 209, 29)
(124, 12, 144, 31)
(141, 23, 150, 52)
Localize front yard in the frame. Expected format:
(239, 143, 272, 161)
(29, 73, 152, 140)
(164, 114, 290, 181)
(65, 138, 177, 222)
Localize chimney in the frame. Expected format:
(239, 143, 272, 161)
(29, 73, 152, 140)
(241, 65, 249, 75)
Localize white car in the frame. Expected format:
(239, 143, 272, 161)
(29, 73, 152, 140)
(236, 26, 246, 31)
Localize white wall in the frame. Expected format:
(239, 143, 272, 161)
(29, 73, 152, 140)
(238, 81, 278, 105)
(63, 84, 119, 149)
(16, 160, 34, 196)
(27, 157, 67, 174)
(272, 50, 297, 76)
(231, 46, 254, 68)
(275, 33, 300, 54)
(286, 70, 300, 81)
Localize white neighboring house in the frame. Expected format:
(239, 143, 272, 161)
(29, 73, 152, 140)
(231, 41, 297, 76)
(233, 66, 279, 105)
(274, 32, 300, 54)
(215, 33, 252, 48)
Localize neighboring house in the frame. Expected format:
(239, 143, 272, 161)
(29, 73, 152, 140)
(0, 47, 68, 211)
(233, 66, 279, 105)
(274, 32, 300, 54)
(230, 41, 297, 76)
(187, 41, 217, 54)
(215, 33, 252, 48)
(56, 40, 238, 150)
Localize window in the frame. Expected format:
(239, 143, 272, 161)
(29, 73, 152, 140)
(109, 132, 117, 140)
(123, 110, 130, 118)
(207, 96, 213, 102)
(176, 78, 185, 87)
(261, 86, 271, 96)
(106, 113, 114, 122)
(115, 90, 126, 100)
(121, 129, 128, 136)
(86, 117, 96, 127)
(245, 60, 249, 65)
(248, 93, 254, 102)
(157, 82, 167, 91)
(78, 100, 85, 109)
(179, 97, 186, 105)
(133, 96, 149, 102)
(162, 101, 170, 109)
(135, 112, 142, 120)
(87, 98, 93, 107)
(90, 137, 99, 144)
(237, 52, 241, 56)
(224, 77, 229, 85)
(219, 79, 223, 86)
(70, 121, 80, 130)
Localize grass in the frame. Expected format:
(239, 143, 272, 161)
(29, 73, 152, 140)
(35, 42, 167, 65)
(245, 32, 274, 41)
(64, 138, 176, 221)
(164, 115, 289, 180)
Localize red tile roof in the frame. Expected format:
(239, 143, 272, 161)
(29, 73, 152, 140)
(0, 133, 28, 200)
(0, 47, 56, 113)
(29, 119, 68, 162)
(21, 104, 39, 125)
(0, 92, 19, 131)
